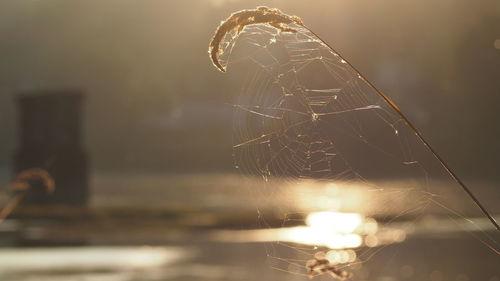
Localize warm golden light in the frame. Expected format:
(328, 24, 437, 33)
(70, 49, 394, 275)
(273, 212, 369, 248)
(0, 246, 188, 271)
(210, 211, 412, 250)
(306, 212, 363, 233)
(281, 227, 363, 249)
(325, 249, 357, 264)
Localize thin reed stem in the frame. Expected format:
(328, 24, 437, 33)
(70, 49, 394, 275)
(304, 27, 499, 232)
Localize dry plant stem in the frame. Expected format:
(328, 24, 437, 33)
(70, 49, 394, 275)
(303, 28, 500, 232)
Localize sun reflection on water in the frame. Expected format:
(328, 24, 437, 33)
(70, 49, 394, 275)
(211, 211, 406, 250)
(281, 226, 363, 249)
(282, 212, 373, 249)
(306, 212, 363, 233)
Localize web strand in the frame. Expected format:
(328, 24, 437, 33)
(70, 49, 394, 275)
(303, 27, 500, 233)
(211, 18, 499, 279)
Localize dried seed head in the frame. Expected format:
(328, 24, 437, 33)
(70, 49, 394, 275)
(208, 7, 304, 72)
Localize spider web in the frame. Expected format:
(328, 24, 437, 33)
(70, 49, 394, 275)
(217, 23, 499, 280)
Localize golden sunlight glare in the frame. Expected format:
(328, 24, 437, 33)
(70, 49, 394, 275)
(306, 212, 363, 233)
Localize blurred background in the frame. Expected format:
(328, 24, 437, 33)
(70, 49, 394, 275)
(0, 0, 498, 281)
